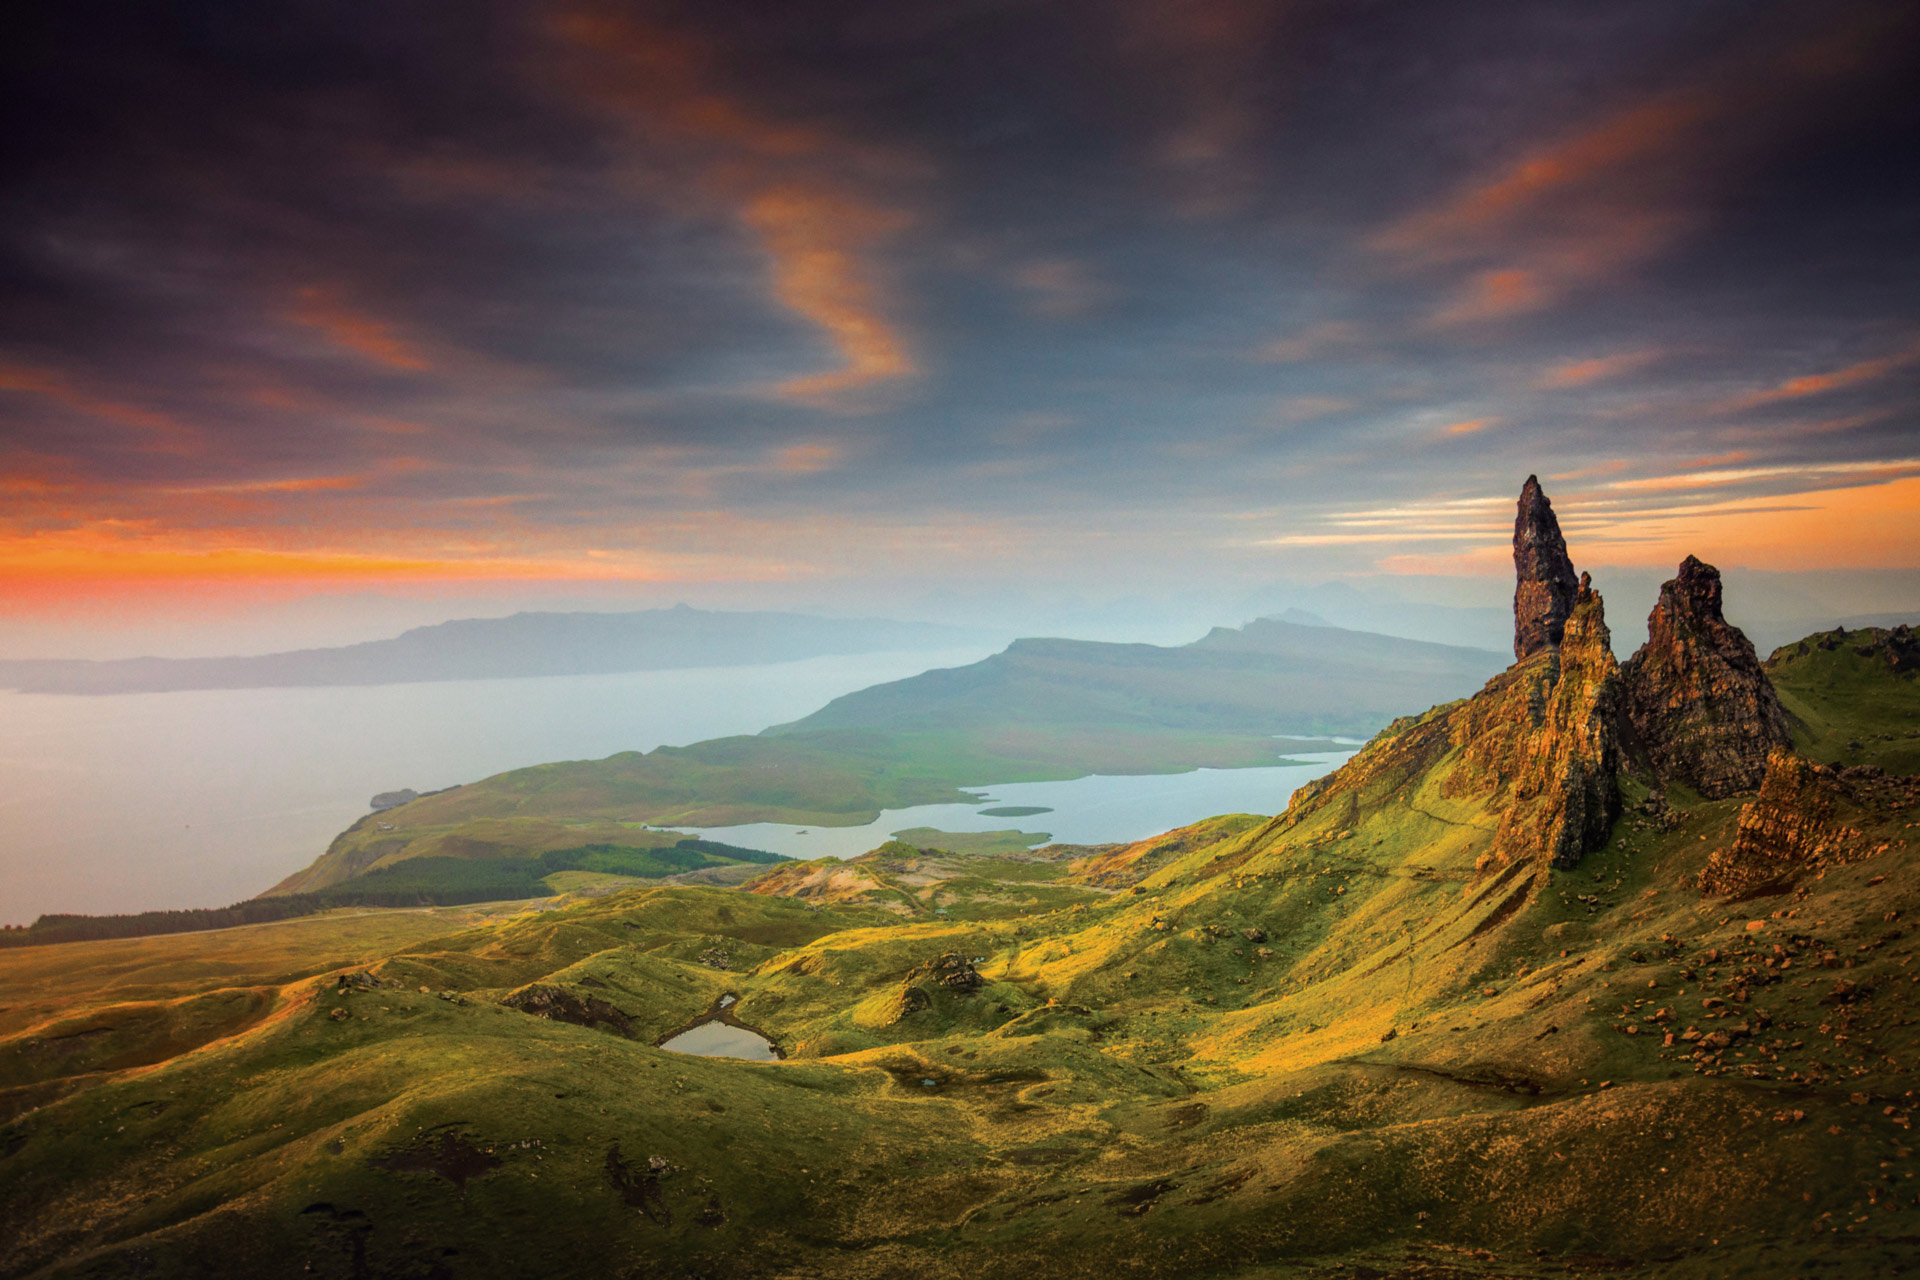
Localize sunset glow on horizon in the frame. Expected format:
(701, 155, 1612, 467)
(3, 1, 1917, 632)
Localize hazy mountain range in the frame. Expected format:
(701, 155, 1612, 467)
(0, 607, 986, 695)
(774, 617, 1508, 743)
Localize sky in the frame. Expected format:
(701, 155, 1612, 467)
(4, 0, 1920, 653)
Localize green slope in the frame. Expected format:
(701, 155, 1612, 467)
(278, 619, 1495, 898)
(7, 627, 1918, 1277)
(775, 617, 1506, 741)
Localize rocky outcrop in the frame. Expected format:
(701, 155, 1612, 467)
(1699, 748, 1911, 895)
(910, 952, 984, 994)
(500, 984, 635, 1035)
(1450, 578, 1622, 869)
(1622, 556, 1791, 798)
(1513, 475, 1580, 661)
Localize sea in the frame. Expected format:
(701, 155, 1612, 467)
(0, 646, 1352, 924)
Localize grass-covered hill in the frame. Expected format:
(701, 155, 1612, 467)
(278, 617, 1493, 900)
(774, 616, 1506, 743)
(5, 598, 1917, 1278)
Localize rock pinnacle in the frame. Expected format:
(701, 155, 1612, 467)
(1512, 475, 1580, 661)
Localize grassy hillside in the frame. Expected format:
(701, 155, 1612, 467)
(6, 626, 1917, 1277)
(1766, 626, 1920, 774)
(278, 618, 1487, 899)
(776, 617, 1506, 742)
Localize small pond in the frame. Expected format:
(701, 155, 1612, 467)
(659, 998, 781, 1062)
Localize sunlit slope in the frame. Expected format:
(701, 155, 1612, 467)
(6, 623, 1919, 1277)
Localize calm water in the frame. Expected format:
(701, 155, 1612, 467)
(659, 1020, 780, 1061)
(675, 751, 1359, 859)
(0, 647, 995, 923)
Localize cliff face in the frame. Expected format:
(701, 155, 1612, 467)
(1699, 748, 1913, 894)
(1621, 555, 1792, 798)
(1448, 579, 1621, 868)
(1512, 474, 1580, 661)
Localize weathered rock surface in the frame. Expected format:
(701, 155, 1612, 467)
(500, 984, 635, 1035)
(1451, 578, 1622, 868)
(911, 952, 984, 993)
(1513, 474, 1581, 661)
(1622, 555, 1791, 798)
(1699, 748, 1913, 895)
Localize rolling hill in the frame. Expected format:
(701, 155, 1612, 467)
(5, 483, 1919, 1277)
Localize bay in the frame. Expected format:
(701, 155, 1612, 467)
(674, 750, 1360, 860)
(0, 647, 996, 923)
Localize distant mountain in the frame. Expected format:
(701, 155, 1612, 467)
(1746, 610, 1920, 659)
(280, 617, 1507, 894)
(772, 616, 1510, 742)
(0, 606, 985, 695)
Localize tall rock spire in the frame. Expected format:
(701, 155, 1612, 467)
(1621, 555, 1792, 798)
(1512, 475, 1580, 661)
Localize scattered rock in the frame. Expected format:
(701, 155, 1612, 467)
(696, 948, 732, 971)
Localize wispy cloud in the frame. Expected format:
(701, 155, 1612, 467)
(1719, 337, 1920, 411)
(1535, 350, 1662, 389)
(286, 287, 434, 372)
(550, 7, 920, 404)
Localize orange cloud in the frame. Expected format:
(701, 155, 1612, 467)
(1373, 97, 1710, 264)
(1374, 7, 1916, 328)
(0, 363, 201, 453)
(548, 9, 917, 403)
(1443, 418, 1491, 436)
(743, 187, 913, 399)
(287, 287, 433, 372)
(1535, 350, 1661, 389)
(1428, 269, 1549, 325)
(1721, 337, 1920, 411)
(1572, 475, 1920, 571)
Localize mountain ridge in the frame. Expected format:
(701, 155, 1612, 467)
(0, 606, 986, 695)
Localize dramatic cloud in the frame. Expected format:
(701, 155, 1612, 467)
(1, 0, 1917, 615)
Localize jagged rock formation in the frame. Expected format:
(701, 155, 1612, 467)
(1512, 474, 1580, 661)
(1621, 555, 1792, 798)
(1450, 578, 1622, 868)
(1699, 748, 1912, 894)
